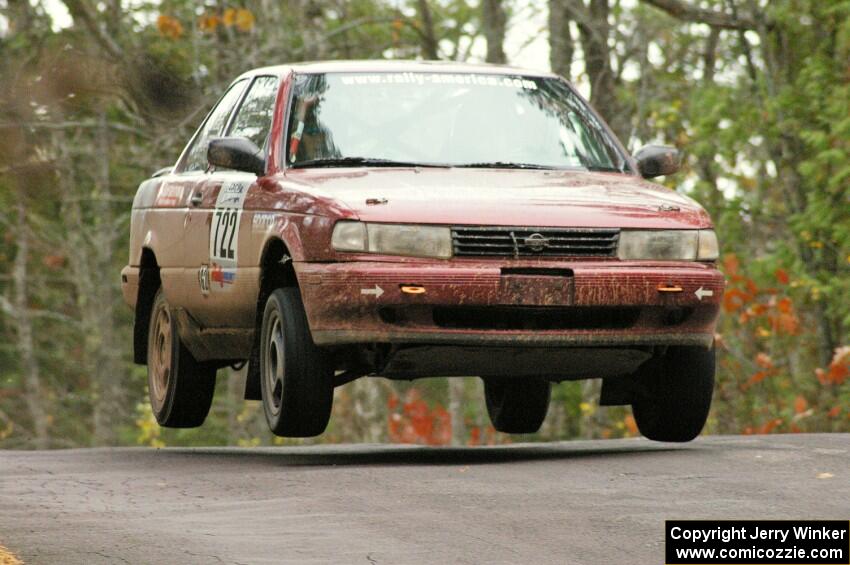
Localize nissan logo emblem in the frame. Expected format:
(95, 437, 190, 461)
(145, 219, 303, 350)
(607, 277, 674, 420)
(524, 233, 550, 252)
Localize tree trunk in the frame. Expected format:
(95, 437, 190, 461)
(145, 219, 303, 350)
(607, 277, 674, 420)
(548, 0, 574, 79)
(576, 0, 627, 140)
(4, 0, 50, 449)
(11, 200, 50, 449)
(90, 112, 123, 445)
(482, 0, 507, 64)
(755, 24, 837, 366)
(57, 117, 123, 446)
(695, 27, 724, 216)
(298, 0, 328, 60)
(416, 0, 440, 59)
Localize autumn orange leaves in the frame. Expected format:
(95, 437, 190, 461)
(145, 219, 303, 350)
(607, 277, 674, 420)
(721, 254, 800, 338)
(720, 253, 849, 434)
(157, 8, 256, 40)
(386, 389, 506, 446)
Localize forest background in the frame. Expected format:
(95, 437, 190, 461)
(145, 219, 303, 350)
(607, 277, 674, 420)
(0, 0, 848, 448)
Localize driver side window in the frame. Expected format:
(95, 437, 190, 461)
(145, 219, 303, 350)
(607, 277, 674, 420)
(227, 76, 279, 150)
(181, 79, 248, 173)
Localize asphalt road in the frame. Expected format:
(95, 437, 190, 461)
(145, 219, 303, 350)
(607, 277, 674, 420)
(1, 434, 848, 565)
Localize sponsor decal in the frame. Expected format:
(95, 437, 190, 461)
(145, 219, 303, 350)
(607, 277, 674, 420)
(210, 263, 236, 287)
(155, 183, 183, 207)
(339, 72, 538, 90)
(198, 264, 211, 294)
(219, 194, 243, 205)
(252, 212, 276, 227)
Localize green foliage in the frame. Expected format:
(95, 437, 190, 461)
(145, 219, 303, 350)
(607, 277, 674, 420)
(0, 0, 847, 448)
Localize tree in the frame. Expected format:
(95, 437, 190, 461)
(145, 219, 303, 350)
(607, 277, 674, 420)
(548, 0, 574, 79)
(482, 0, 507, 63)
(0, 0, 846, 449)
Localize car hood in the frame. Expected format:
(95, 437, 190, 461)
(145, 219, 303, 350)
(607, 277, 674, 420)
(281, 168, 712, 229)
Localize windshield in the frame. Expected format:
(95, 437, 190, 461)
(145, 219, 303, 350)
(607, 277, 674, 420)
(286, 72, 628, 171)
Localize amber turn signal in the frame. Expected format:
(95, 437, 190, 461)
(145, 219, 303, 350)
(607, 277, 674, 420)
(657, 284, 683, 293)
(400, 285, 426, 294)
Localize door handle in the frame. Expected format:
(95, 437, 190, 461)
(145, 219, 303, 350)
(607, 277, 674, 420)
(190, 192, 203, 206)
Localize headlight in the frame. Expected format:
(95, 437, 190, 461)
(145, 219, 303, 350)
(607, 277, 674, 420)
(617, 230, 719, 261)
(332, 221, 453, 259)
(697, 230, 720, 260)
(330, 221, 367, 252)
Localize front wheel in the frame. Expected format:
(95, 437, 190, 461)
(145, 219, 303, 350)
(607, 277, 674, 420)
(147, 289, 217, 428)
(483, 378, 551, 434)
(260, 287, 333, 437)
(631, 345, 715, 442)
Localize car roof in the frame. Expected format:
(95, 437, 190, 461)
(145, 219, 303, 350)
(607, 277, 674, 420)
(236, 60, 558, 81)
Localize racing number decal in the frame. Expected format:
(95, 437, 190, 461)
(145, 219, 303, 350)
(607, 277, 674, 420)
(208, 181, 250, 289)
(212, 208, 239, 260)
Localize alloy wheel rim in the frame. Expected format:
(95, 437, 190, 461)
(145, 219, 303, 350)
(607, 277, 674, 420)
(264, 311, 285, 416)
(150, 304, 172, 412)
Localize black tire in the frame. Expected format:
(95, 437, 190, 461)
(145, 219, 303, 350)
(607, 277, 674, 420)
(147, 289, 217, 428)
(260, 287, 333, 437)
(631, 345, 715, 442)
(483, 378, 551, 434)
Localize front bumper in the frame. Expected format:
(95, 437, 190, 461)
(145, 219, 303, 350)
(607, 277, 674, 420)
(296, 259, 724, 347)
(120, 266, 140, 309)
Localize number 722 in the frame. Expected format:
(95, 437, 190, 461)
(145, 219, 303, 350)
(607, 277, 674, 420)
(212, 208, 239, 260)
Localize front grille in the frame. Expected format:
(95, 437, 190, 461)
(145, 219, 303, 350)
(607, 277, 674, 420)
(451, 227, 619, 258)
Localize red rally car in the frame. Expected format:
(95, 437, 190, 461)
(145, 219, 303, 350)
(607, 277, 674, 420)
(121, 60, 724, 442)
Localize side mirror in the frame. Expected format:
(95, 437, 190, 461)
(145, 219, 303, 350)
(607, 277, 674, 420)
(152, 166, 172, 178)
(634, 145, 680, 179)
(208, 137, 265, 176)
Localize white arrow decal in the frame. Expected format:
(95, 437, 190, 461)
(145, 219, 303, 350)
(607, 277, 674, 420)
(695, 286, 714, 301)
(361, 285, 384, 298)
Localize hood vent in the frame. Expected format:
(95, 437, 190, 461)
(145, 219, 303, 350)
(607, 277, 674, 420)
(451, 226, 619, 258)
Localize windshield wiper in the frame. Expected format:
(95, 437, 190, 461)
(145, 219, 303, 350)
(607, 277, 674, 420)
(454, 161, 555, 170)
(290, 157, 447, 169)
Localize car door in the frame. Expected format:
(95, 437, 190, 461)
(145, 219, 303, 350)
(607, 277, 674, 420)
(183, 75, 281, 328)
(154, 79, 249, 309)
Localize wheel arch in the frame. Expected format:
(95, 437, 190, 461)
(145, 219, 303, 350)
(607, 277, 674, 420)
(258, 237, 298, 291)
(245, 236, 299, 399)
(134, 247, 161, 365)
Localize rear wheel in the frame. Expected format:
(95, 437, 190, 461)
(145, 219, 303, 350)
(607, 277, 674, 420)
(147, 289, 216, 428)
(260, 287, 333, 437)
(483, 378, 551, 434)
(631, 345, 715, 442)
